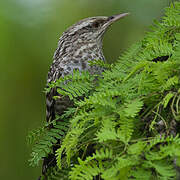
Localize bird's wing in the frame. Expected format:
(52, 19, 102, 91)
(46, 88, 56, 122)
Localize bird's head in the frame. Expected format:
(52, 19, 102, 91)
(63, 13, 129, 44)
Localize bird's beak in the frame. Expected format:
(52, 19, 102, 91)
(103, 13, 129, 28)
(99, 13, 129, 39)
(108, 13, 129, 23)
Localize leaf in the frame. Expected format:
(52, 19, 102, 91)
(123, 99, 143, 118)
(127, 141, 145, 155)
(162, 92, 174, 108)
(149, 160, 176, 177)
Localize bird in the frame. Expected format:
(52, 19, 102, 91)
(43, 13, 129, 178)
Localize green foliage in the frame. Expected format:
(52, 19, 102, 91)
(41, 166, 70, 180)
(45, 70, 95, 100)
(28, 118, 69, 166)
(28, 2, 180, 179)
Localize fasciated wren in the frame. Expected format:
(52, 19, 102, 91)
(46, 13, 129, 121)
(43, 13, 129, 177)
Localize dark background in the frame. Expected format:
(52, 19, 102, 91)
(0, 0, 170, 179)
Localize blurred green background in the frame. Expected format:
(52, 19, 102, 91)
(0, 0, 170, 179)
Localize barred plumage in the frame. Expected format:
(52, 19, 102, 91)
(43, 13, 129, 178)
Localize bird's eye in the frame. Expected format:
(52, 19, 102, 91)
(92, 20, 105, 28)
(83, 20, 104, 30)
(107, 16, 114, 21)
(92, 21, 100, 28)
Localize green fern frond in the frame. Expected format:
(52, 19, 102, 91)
(41, 166, 70, 180)
(70, 158, 100, 180)
(69, 148, 112, 180)
(163, 2, 180, 27)
(162, 92, 175, 108)
(56, 126, 84, 168)
(27, 126, 45, 145)
(123, 99, 143, 118)
(29, 120, 69, 166)
(148, 160, 176, 178)
(101, 156, 138, 179)
(130, 168, 152, 180)
(161, 76, 179, 91)
(45, 70, 95, 100)
(96, 117, 117, 142)
(88, 59, 113, 69)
